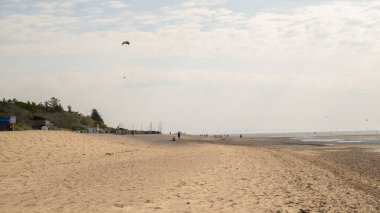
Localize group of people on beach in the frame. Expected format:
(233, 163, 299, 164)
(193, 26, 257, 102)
(170, 131, 181, 141)
(171, 132, 243, 142)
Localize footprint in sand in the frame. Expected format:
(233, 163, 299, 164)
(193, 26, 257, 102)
(114, 202, 124, 208)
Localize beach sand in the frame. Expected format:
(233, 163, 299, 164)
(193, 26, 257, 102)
(0, 131, 379, 212)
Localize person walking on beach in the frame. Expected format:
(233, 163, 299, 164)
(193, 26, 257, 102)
(177, 132, 181, 141)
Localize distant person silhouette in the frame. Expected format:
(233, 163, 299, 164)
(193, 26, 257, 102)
(177, 132, 181, 141)
(240, 134, 242, 139)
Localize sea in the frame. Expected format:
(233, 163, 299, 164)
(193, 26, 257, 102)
(230, 130, 380, 145)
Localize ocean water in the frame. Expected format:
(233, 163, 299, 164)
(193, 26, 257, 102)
(297, 132, 380, 144)
(234, 131, 380, 144)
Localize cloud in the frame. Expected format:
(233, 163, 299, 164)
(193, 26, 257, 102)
(82, 7, 104, 14)
(33, 0, 89, 14)
(181, 0, 228, 7)
(1, 1, 379, 57)
(106, 1, 128, 9)
(1, 1, 379, 87)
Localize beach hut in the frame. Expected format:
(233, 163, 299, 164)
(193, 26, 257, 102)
(88, 124, 101, 134)
(0, 118, 10, 131)
(88, 127, 97, 134)
(32, 115, 50, 130)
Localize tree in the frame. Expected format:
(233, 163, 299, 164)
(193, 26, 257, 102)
(46, 97, 63, 112)
(91, 108, 104, 124)
(67, 105, 72, 113)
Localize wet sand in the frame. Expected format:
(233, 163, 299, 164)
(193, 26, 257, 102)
(0, 131, 379, 212)
(190, 134, 380, 200)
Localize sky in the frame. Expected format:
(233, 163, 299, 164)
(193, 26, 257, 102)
(1, 0, 380, 134)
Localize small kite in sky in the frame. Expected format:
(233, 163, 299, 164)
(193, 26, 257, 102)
(122, 40, 130, 45)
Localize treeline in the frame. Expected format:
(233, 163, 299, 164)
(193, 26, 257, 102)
(0, 97, 107, 131)
(0, 97, 64, 113)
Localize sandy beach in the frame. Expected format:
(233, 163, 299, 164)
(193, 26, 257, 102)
(0, 131, 379, 212)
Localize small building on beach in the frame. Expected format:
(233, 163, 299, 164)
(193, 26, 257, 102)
(32, 115, 50, 130)
(0, 118, 10, 131)
(88, 124, 102, 134)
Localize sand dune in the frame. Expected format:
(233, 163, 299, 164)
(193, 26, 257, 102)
(0, 131, 379, 212)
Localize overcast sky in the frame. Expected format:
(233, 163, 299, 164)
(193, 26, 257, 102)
(1, 0, 380, 134)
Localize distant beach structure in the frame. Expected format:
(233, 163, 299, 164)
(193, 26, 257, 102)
(32, 116, 50, 130)
(0, 117, 11, 131)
